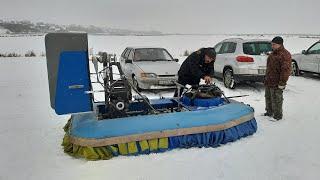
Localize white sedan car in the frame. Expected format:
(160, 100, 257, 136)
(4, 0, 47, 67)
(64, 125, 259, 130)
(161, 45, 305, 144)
(119, 47, 180, 91)
(291, 40, 320, 76)
(213, 38, 271, 89)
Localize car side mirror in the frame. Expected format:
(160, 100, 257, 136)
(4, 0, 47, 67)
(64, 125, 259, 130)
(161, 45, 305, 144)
(302, 50, 307, 54)
(174, 58, 179, 62)
(125, 59, 133, 63)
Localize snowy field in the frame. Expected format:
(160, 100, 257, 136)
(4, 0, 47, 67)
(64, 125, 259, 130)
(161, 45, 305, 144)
(0, 35, 320, 180)
(0, 34, 318, 58)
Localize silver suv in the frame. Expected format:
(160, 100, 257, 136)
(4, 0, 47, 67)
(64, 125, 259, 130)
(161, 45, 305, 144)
(291, 40, 320, 76)
(213, 38, 271, 89)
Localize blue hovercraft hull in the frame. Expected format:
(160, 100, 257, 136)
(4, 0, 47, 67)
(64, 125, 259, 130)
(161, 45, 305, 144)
(68, 101, 257, 152)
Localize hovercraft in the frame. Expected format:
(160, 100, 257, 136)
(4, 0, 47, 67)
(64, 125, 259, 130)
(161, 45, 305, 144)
(45, 33, 257, 160)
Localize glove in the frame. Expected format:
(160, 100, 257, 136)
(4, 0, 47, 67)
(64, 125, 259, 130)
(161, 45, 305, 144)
(278, 85, 286, 90)
(185, 84, 192, 89)
(204, 76, 212, 84)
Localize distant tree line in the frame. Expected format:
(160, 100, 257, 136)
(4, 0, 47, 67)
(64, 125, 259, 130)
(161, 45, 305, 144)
(0, 50, 45, 58)
(0, 20, 162, 35)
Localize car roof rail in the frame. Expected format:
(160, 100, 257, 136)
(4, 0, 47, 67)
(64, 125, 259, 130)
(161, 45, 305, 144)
(222, 38, 243, 42)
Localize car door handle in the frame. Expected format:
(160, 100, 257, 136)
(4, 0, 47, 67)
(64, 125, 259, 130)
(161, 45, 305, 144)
(68, 84, 84, 89)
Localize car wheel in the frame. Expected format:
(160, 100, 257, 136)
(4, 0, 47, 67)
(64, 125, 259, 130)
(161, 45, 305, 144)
(132, 76, 141, 92)
(223, 69, 235, 89)
(291, 61, 300, 76)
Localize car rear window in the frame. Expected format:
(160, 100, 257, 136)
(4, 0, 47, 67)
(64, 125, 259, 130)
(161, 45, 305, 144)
(220, 42, 237, 54)
(124, 49, 131, 59)
(243, 42, 272, 55)
(121, 48, 128, 58)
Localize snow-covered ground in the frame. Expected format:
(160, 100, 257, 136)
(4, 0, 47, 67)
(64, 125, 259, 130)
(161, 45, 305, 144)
(0, 35, 320, 180)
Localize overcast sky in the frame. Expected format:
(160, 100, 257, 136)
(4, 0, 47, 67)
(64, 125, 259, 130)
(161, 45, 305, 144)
(0, 0, 319, 34)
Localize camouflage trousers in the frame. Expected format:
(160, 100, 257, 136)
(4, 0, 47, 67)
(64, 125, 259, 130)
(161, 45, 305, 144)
(265, 87, 284, 119)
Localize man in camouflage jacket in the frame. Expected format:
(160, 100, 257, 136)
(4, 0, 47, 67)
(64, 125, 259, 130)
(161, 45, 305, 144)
(264, 36, 292, 120)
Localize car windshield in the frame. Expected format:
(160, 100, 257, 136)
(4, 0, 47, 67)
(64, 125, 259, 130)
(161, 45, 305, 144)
(243, 42, 272, 55)
(134, 48, 173, 61)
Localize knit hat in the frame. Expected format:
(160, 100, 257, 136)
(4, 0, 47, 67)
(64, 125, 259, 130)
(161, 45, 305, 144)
(204, 48, 216, 59)
(271, 36, 284, 45)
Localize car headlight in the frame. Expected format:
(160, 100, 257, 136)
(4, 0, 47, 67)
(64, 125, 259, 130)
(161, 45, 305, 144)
(140, 73, 157, 78)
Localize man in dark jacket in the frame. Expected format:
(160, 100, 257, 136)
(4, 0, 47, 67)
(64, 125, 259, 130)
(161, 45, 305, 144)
(264, 36, 292, 120)
(174, 48, 216, 97)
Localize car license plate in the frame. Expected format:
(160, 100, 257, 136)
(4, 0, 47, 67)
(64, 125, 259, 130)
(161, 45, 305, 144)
(159, 80, 172, 85)
(258, 69, 266, 74)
